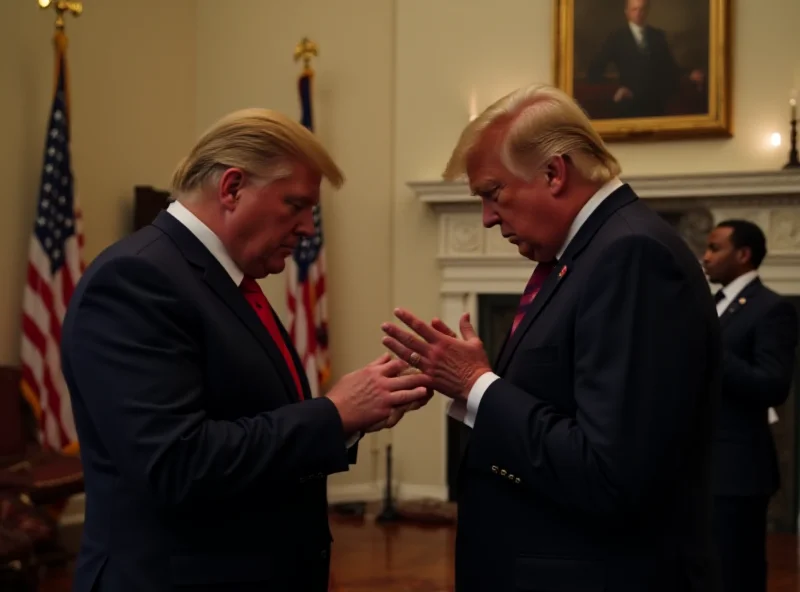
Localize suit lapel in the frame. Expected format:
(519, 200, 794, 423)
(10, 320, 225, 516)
(720, 279, 761, 328)
(495, 262, 570, 374)
(494, 185, 638, 375)
(152, 212, 301, 403)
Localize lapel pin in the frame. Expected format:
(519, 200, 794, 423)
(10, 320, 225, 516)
(558, 265, 568, 279)
(738, 297, 747, 305)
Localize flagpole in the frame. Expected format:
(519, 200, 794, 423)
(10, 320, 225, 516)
(20, 0, 84, 455)
(38, 1, 82, 120)
(287, 38, 334, 398)
(294, 37, 318, 77)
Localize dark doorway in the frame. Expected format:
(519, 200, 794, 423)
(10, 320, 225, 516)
(446, 294, 518, 501)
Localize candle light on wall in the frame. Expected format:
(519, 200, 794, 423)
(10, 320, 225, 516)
(783, 89, 799, 169)
(468, 92, 478, 122)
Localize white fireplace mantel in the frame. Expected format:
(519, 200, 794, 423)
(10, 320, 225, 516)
(410, 169, 800, 208)
(406, 169, 800, 506)
(409, 169, 800, 299)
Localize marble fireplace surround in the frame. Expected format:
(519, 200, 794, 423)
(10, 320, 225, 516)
(410, 170, 800, 327)
(406, 169, 800, 518)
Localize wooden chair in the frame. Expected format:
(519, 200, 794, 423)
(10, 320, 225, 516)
(0, 367, 83, 571)
(133, 185, 170, 231)
(0, 367, 84, 505)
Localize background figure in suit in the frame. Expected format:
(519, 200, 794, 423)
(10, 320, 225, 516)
(702, 219, 799, 592)
(587, 0, 704, 117)
(60, 109, 432, 592)
(380, 84, 721, 592)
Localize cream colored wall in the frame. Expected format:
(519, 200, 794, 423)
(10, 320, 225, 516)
(0, 0, 196, 364)
(4, 0, 798, 497)
(194, 0, 800, 494)
(195, 0, 397, 489)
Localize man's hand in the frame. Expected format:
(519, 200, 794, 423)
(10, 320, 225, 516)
(381, 309, 491, 401)
(614, 87, 633, 103)
(363, 367, 434, 432)
(326, 354, 433, 436)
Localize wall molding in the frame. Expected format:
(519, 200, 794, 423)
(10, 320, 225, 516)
(409, 169, 800, 211)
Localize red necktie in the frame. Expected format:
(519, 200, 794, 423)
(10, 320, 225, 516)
(511, 260, 556, 335)
(240, 276, 305, 400)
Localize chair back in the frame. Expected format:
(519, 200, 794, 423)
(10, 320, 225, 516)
(0, 368, 27, 462)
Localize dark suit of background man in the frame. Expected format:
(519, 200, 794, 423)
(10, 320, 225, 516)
(381, 84, 721, 592)
(703, 219, 799, 592)
(587, 0, 704, 118)
(60, 108, 432, 592)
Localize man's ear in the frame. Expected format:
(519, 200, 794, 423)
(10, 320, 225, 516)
(736, 246, 753, 267)
(218, 168, 245, 209)
(545, 155, 568, 195)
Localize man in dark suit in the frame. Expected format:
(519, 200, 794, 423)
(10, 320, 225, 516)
(703, 219, 799, 592)
(60, 108, 432, 592)
(381, 84, 721, 591)
(586, 0, 704, 118)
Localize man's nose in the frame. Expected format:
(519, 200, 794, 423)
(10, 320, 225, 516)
(297, 208, 316, 236)
(482, 201, 499, 228)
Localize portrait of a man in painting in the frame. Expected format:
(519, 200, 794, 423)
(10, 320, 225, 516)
(554, 0, 731, 140)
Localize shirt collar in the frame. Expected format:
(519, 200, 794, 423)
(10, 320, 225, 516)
(166, 200, 245, 286)
(719, 269, 759, 300)
(556, 177, 624, 260)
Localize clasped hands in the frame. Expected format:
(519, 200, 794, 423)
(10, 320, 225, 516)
(367, 308, 491, 432)
(328, 308, 491, 436)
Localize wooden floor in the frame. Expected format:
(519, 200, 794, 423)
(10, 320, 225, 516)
(37, 510, 800, 591)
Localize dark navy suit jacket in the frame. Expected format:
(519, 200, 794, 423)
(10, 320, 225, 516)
(454, 184, 721, 592)
(61, 209, 355, 592)
(711, 277, 798, 497)
(587, 25, 681, 118)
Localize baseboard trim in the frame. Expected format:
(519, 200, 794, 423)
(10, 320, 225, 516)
(327, 481, 384, 504)
(60, 492, 86, 527)
(328, 481, 448, 503)
(57, 481, 449, 528)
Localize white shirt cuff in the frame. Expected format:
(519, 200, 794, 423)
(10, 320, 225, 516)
(345, 432, 361, 449)
(768, 407, 779, 424)
(446, 372, 500, 428)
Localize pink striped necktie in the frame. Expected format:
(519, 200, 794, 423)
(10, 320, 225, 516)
(511, 260, 557, 335)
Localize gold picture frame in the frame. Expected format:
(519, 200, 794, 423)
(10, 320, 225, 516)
(553, 0, 732, 141)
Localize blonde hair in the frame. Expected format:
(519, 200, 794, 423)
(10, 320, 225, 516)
(171, 108, 344, 195)
(443, 84, 621, 183)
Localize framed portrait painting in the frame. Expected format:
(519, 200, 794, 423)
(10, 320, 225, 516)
(553, 0, 732, 141)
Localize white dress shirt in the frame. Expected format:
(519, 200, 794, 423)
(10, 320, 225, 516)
(713, 270, 779, 424)
(166, 200, 244, 286)
(165, 201, 362, 443)
(714, 270, 758, 317)
(448, 177, 624, 427)
(629, 22, 646, 49)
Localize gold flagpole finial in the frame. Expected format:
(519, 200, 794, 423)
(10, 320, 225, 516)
(294, 37, 318, 74)
(38, 0, 83, 31)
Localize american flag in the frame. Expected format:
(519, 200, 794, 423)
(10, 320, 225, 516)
(19, 44, 84, 453)
(286, 69, 331, 398)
